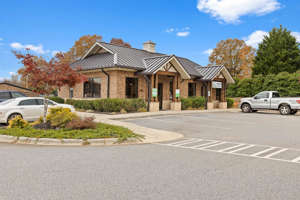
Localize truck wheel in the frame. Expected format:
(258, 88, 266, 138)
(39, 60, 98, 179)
(241, 103, 252, 113)
(290, 110, 298, 115)
(279, 104, 291, 115)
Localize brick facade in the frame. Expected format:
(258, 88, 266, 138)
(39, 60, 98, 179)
(58, 69, 228, 110)
(0, 82, 37, 97)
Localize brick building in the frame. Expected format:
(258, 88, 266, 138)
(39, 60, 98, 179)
(0, 81, 37, 97)
(58, 41, 235, 111)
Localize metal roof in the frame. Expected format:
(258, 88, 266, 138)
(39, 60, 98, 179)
(197, 66, 224, 80)
(72, 42, 204, 77)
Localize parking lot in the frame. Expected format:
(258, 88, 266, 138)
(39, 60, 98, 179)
(125, 111, 300, 164)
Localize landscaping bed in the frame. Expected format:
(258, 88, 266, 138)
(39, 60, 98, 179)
(0, 123, 142, 142)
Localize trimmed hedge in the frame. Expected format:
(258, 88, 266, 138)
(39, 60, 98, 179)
(226, 98, 234, 108)
(227, 72, 300, 97)
(65, 98, 147, 113)
(49, 96, 65, 104)
(181, 96, 206, 110)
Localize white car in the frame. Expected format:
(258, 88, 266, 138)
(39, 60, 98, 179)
(0, 97, 75, 124)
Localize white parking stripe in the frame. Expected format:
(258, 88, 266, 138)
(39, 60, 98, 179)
(176, 139, 203, 146)
(198, 142, 227, 149)
(157, 138, 300, 165)
(189, 141, 219, 148)
(263, 148, 288, 158)
(168, 139, 195, 146)
(227, 145, 255, 153)
(217, 144, 245, 152)
(250, 147, 277, 157)
(291, 156, 300, 163)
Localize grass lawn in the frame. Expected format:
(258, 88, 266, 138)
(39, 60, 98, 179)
(0, 123, 143, 142)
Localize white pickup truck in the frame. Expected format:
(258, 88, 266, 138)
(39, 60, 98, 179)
(239, 91, 300, 115)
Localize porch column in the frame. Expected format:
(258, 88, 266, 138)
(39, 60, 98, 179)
(170, 73, 181, 111)
(149, 74, 159, 112)
(219, 79, 228, 109)
(207, 82, 214, 110)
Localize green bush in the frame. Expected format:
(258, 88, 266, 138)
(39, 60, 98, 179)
(226, 98, 234, 108)
(181, 97, 206, 110)
(49, 96, 65, 104)
(8, 116, 31, 129)
(46, 107, 78, 128)
(227, 71, 300, 97)
(66, 98, 146, 113)
(0, 123, 143, 142)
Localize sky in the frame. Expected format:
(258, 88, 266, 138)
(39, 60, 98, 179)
(0, 0, 299, 80)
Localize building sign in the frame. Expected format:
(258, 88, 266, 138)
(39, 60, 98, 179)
(176, 89, 180, 98)
(212, 81, 222, 89)
(208, 91, 211, 97)
(152, 88, 158, 98)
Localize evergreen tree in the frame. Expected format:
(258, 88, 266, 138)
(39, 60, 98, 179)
(252, 26, 300, 76)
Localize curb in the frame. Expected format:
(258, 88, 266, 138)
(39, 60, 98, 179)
(0, 134, 136, 146)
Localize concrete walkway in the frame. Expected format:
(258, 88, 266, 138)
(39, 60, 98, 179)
(77, 109, 240, 144)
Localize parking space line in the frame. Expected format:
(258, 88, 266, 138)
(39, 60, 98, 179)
(217, 144, 245, 152)
(227, 145, 255, 153)
(250, 147, 277, 157)
(291, 156, 300, 163)
(168, 139, 195, 146)
(198, 142, 227, 149)
(176, 139, 203, 146)
(263, 148, 288, 158)
(189, 141, 219, 148)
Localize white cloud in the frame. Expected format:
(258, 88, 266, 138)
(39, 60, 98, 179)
(0, 77, 4, 82)
(0, 38, 3, 41)
(52, 50, 60, 57)
(166, 28, 175, 33)
(9, 72, 17, 76)
(291, 32, 300, 43)
(244, 30, 300, 48)
(177, 31, 190, 37)
(10, 42, 49, 54)
(203, 48, 213, 55)
(244, 30, 269, 48)
(197, 0, 281, 23)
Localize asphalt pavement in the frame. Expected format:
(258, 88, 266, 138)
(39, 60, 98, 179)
(1, 111, 300, 200)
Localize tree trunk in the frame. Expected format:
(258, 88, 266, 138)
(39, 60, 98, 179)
(43, 96, 48, 123)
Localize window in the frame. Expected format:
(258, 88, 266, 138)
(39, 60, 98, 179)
(36, 99, 56, 105)
(11, 92, 26, 98)
(188, 83, 196, 97)
(0, 92, 11, 99)
(216, 88, 221, 101)
(201, 86, 205, 97)
(126, 78, 138, 98)
(19, 99, 38, 106)
(83, 78, 101, 98)
(69, 88, 74, 99)
(272, 92, 280, 98)
(255, 92, 269, 99)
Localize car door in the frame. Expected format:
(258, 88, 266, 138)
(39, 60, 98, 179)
(252, 92, 270, 109)
(18, 99, 42, 121)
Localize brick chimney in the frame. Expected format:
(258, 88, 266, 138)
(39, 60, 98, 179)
(143, 40, 156, 53)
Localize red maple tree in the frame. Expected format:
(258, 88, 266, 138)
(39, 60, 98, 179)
(14, 50, 86, 122)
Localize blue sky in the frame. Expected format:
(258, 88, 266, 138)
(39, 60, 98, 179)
(0, 0, 299, 80)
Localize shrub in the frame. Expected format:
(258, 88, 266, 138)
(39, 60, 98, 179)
(227, 71, 300, 97)
(226, 98, 234, 108)
(46, 107, 78, 128)
(66, 98, 146, 113)
(8, 116, 31, 129)
(65, 117, 97, 130)
(48, 96, 65, 104)
(181, 97, 206, 110)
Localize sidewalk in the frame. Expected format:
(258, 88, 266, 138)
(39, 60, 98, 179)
(77, 109, 240, 144)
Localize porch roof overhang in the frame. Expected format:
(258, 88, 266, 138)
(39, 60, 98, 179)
(197, 65, 235, 84)
(139, 55, 192, 79)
